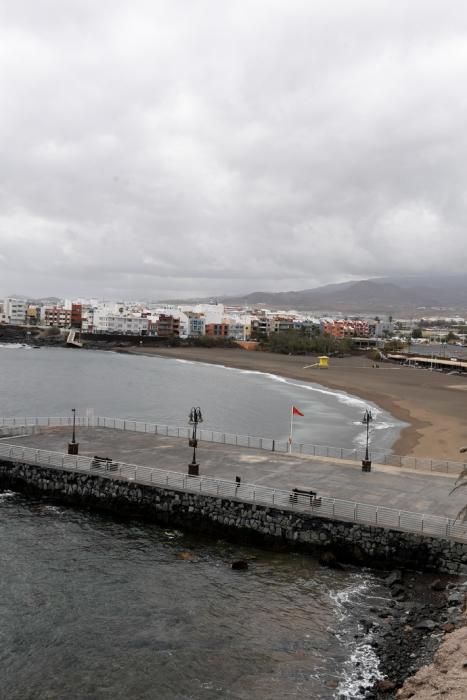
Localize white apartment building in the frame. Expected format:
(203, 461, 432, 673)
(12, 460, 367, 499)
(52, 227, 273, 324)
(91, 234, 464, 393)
(227, 321, 247, 340)
(94, 314, 149, 335)
(3, 298, 27, 325)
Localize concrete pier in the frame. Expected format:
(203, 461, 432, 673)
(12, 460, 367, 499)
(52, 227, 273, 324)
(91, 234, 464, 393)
(5, 426, 466, 520)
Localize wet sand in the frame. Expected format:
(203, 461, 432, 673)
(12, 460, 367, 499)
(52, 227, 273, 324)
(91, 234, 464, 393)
(117, 346, 467, 461)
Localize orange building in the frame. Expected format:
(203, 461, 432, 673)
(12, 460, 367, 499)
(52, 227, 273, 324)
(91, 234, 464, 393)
(156, 314, 180, 337)
(205, 323, 229, 337)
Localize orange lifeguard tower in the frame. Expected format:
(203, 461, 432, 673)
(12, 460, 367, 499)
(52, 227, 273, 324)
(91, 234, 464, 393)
(319, 355, 329, 368)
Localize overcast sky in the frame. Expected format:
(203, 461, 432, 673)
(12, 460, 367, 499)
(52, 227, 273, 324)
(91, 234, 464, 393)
(1, 1, 466, 300)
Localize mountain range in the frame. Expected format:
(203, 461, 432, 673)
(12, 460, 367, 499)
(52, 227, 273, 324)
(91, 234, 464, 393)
(179, 274, 467, 315)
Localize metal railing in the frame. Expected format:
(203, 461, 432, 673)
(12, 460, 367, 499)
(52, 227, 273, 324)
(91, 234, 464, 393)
(0, 415, 466, 475)
(0, 439, 466, 543)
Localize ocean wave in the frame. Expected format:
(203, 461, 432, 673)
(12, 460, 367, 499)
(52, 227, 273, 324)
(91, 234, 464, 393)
(194, 360, 384, 411)
(337, 642, 383, 699)
(0, 343, 30, 350)
(330, 578, 384, 698)
(0, 490, 19, 500)
(41, 505, 63, 515)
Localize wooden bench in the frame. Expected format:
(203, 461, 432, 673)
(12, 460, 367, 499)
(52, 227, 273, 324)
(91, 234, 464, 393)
(91, 455, 118, 472)
(289, 487, 322, 506)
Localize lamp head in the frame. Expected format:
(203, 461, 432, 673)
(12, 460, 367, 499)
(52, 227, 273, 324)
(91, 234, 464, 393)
(189, 406, 203, 424)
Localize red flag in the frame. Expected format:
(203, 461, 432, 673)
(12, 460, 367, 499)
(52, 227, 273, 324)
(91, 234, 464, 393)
(292, 406, 304, 416)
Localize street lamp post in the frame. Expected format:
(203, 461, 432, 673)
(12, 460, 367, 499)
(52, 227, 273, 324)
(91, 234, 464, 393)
(68, 407, 79, 455)
(361, 408, 373, 472)
(188, 407, 203, 476)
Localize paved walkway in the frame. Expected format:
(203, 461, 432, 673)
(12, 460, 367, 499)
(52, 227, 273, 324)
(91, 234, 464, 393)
(6, 427, 467, 519)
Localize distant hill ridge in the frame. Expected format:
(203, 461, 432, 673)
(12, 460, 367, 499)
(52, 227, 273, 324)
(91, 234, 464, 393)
(167, 274, 467, 314)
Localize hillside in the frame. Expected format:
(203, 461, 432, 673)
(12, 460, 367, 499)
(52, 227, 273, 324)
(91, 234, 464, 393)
(216, 274, 467, 314)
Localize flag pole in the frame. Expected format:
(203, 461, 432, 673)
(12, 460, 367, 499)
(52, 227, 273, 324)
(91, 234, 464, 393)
(289, 405, 294, 453)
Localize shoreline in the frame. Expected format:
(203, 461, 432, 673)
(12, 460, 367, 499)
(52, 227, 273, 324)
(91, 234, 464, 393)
(115, 346, 467, 461)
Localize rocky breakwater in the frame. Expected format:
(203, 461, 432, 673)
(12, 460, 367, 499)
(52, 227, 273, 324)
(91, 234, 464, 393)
(365, 573, 467, 698)
(1, 460, 467, 576)
(0, 325, 64, 347)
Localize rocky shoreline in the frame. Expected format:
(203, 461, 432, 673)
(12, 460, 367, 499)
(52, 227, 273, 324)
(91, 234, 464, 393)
(365, 571, 466, 699)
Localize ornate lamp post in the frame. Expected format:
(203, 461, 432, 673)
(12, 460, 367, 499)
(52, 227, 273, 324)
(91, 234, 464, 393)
(361, 408, 373, 472)
(188, 407, 203, 476)
(68, 407, 79, 455)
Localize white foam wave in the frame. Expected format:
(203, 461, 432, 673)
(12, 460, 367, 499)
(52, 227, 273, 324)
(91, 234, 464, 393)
(329, 580, 369, 617)
(197, 361, 383, 412)
(337, 642, 383, 699)
(353, 430, 368, 448)
(41, 505, 63, 514)
(0, 343, 29, 349)
(0, 490, 18, 500)
(330, 578, 384, 697)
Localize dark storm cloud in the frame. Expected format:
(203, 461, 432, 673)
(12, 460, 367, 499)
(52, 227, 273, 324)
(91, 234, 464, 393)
(1, 0, 466, 298)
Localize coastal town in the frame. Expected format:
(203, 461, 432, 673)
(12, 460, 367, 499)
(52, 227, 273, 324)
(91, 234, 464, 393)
(1, 295, 466, 348)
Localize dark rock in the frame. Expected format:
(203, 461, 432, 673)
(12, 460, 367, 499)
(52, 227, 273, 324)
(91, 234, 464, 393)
(430, 579, 446, 591)
(231, 560, 248, 570)
(415, 619, 437, 630)
(379, 610, 392, 619)
(375, 679, 397, 693)
(442, 622, 455, 633)
(390, 584, 407, 600)
(447, 591, 463, 605)
(319, 550, 343, 569)
(385, 570, 403, 587)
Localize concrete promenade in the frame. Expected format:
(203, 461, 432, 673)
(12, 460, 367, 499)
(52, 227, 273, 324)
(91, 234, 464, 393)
(6, 426, 467, 520)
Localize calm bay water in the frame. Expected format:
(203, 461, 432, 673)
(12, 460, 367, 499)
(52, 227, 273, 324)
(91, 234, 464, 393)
(0, 346, 404, 698)
(0, 490, 391, 699)
(0, 346, 403, 451)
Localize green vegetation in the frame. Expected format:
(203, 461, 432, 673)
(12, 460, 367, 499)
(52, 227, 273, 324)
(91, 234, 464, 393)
(185, 335, 238, 348)
(261, 330, 354, 356)
(411, 327, 423, 339)
(383, 339, 405, 352)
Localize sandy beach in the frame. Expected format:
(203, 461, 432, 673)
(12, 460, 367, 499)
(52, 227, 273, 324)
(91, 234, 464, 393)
(118, 346, 467, 461)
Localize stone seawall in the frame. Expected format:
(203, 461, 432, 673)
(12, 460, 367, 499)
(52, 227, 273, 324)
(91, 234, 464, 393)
(2, 459, 467, 574)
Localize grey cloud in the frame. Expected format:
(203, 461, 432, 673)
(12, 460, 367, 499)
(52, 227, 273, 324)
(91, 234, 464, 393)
(1, 1, 467, 298)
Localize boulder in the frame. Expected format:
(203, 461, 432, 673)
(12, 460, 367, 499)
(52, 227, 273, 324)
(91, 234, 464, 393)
(231, 560, 248, 570)
(319, 550, 343, 569)
(385, 570, 403, 587)
(375, 679, 396, 693)
(415, 619, 437, 631)
(430, 579, 446, 591)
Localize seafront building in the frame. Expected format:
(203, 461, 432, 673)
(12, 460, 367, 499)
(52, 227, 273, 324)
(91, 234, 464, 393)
(2, 294, 438, 344)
